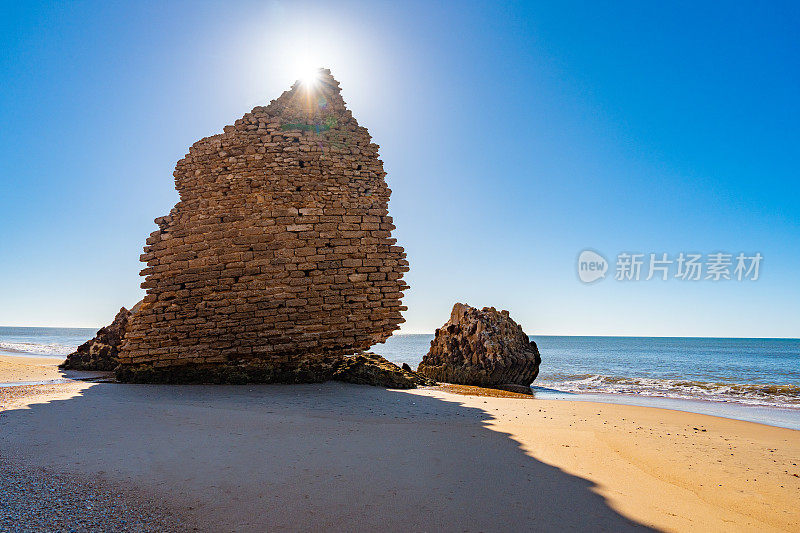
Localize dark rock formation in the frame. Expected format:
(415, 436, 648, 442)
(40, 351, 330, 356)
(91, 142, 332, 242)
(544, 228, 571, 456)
(60, 307, 133, 371)
(115, 351, 430, 388)
(417, 303, 541, 389)
(115, 358, 334, 385)
(333, 352, 433, 389)
(117, 69, 408, 383)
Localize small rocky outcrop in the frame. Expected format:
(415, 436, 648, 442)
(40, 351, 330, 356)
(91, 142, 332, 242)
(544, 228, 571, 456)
(417, 303, 541, 390)
(60, 305, 137, 371)
(333, 352, 434, 389)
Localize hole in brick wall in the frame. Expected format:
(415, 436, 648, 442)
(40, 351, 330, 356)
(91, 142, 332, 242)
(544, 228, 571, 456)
(357, 165, 362, 170)
(299, 160, 305, 168)
(296, 186, 302, 192)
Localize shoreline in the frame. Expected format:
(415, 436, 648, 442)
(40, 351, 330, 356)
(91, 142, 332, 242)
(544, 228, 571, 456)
(1, 352, 799, 429)
(533, 387, 800, 431)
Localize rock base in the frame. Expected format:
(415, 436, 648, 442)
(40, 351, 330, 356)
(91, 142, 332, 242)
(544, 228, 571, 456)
(332, 353, 434, 389)
(415, 365, 540, 389)
(115, 357, 342, 385)
(495, 384, 534, 395)
(115, 352, 431, 389)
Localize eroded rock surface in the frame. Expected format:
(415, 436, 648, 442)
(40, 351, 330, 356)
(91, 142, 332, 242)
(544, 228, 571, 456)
(60, 306, 133, 371)
(417, 303, 541, 389)
(332, 352, 434, 389)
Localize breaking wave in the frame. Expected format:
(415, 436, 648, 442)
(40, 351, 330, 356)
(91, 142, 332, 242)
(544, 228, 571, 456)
(0, 341, 76, 357)
(537, 373, 800, 408)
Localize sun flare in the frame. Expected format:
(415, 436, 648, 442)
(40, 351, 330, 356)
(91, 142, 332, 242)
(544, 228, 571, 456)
(296, 57, 322, 88)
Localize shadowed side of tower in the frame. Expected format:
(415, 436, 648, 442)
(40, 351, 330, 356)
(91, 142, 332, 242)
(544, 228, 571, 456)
(117, 69, 409, 383)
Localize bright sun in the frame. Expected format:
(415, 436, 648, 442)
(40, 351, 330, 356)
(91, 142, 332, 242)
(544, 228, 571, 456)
(297, 58, 321, 87)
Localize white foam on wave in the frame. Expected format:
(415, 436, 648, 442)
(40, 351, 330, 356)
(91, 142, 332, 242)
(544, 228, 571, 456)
(537, 374, 800, 409)
(0, 341, 76, 356)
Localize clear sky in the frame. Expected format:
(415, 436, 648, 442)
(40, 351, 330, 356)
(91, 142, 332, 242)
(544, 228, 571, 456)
(1, 1, 798, 337)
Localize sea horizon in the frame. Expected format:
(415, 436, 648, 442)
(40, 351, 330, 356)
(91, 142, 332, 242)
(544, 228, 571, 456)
(2, 325, 798, 341)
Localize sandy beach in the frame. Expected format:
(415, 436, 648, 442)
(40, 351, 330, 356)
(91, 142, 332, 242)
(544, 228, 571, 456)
(0, 354, 67, 384)
(1, 356, 798, 532)
(4, 4, 798, 532)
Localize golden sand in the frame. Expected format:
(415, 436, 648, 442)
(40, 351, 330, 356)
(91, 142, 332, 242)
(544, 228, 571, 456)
(409, 387, 800, 532)
(2, 355, 798, 531)
(0, 354, 65, 383)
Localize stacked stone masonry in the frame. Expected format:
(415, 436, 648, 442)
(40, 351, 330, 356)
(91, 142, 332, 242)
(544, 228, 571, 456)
(118, 69, 409, 382)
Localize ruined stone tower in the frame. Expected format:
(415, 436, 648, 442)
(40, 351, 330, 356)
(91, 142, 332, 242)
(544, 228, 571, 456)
(117, 69, 409, 383)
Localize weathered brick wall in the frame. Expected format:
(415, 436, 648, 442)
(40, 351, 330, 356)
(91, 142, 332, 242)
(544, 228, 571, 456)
(117, 70, 409, 382)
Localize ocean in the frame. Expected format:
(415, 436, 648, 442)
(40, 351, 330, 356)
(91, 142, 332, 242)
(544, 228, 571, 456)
(382, 335, 800, 406)
(0, 326, 96, 357)
(381, 334, 800, 429)
(3, 327, 799, 428)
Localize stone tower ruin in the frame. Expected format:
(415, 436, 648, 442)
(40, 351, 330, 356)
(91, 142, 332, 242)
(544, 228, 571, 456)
(117, 69, 409, 383)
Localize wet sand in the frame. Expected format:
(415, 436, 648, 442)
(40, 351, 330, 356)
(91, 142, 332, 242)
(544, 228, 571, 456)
(1, 356, 798, 532)
(0, 354, 66, 383)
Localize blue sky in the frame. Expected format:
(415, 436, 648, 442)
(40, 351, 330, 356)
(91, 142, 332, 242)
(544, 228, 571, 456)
(1, 1, 798, 337)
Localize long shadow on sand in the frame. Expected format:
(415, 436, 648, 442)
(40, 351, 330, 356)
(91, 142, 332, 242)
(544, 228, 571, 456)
(0, 382, 654, 532)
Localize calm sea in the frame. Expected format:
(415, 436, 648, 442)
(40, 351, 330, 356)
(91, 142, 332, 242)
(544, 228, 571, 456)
(3, 327, 799, 427)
